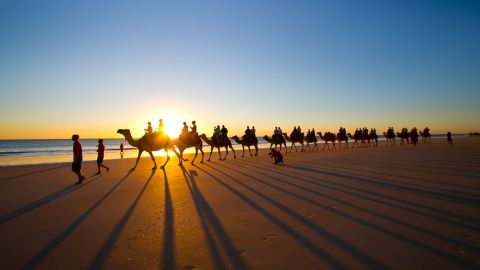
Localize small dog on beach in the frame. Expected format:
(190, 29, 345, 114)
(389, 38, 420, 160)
(268, 149, 284, 164)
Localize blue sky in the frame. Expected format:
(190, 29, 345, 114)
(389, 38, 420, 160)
(0, 0, 479, 139)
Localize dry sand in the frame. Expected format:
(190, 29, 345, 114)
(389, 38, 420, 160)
(0, 138, 479, 269)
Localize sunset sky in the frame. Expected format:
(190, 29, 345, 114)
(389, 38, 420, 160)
(1, 0, 479, 139)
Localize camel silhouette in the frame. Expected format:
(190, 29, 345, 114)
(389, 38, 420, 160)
(263, 135, 288, 154)
(304, 133, 319, 151)
(419, 127, 431, 143)
(283, 133, 305, 153)
(336, 132, 349, 149)
(174, 134, 204, 164)
(347, 132, 361, 148)
(383, 131, 396, 146)
(368, 130, 378, 147)
(231, 135, 258, 157)
(117, 129, 181, 170)
(410, 128, 419, 146)
(318, 132, 336, 150)
(200, 134, 236, 161)
(397, 130, 410, 145)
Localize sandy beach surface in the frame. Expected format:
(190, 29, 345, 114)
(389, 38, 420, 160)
(1, 138, 479, 270)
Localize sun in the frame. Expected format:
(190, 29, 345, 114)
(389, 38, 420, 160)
(159, 114, 184, 138)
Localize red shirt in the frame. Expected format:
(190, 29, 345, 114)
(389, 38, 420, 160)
(97, 143, 105, 159)
(73, 141, 83, 162)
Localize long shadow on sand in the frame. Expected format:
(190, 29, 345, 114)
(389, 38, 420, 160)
(284, 163, 480, 208)
(160, 169, 175, 270)
(0, 164, 69, 182)
(209, 162, 480, 269)
(180, 166, 247, 270)
(220, 161, 480, 256)
(88, 169, 156, 269)
(206, 163, 394, 269)
(195, 166, 351, 270)
(314, 162, 480, 193)
(20, 171, 133, 270)
(0, 174, 103, 225)
(235, 159, 480, 228)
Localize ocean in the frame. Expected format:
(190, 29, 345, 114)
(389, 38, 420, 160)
(0, 134, 463, 166)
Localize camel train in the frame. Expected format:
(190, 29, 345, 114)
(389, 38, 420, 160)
(117, 124, 431, 169)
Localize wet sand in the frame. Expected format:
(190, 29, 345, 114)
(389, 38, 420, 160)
(0, 138, 479, 269)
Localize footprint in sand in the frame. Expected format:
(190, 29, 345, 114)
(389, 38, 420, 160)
(262, 234, 277, 241)
(227, 249, 246, 257)
(451, 245, 466, 254)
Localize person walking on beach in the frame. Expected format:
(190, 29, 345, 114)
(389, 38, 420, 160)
(120, 143, 124, 159)
(447, 131, 453, 146)
(71, 134, 85, 184)
(96, 139, 110, 174)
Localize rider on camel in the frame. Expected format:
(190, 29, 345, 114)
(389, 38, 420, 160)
(221, 125, 228, 143)
(251, 126, 256, 136)
(243, 126, 252, 141)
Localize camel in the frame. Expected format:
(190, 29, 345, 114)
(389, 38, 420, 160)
(304, 133, 319, 151)
(383, 131, 396, 146)
(336, 132, 349, 149)
(419, 127, 431, 143)
(231, 135, 258, 157)
(200, 134, 236, 161)
(368, 131, 378, 147)
(263, 135, 288, 154)
(347, 132, 364, 148)
(173, 133, 204, 164)
(317, 132, 336, 150)
(410, 128, 419, 146)
(397, 130, 410, 145)
(117, 129, 181, 170)
(283, 133, 305, 153)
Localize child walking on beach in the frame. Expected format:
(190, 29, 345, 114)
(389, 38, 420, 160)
(71, 134, 85, 184)
(97, 139, 110, 174)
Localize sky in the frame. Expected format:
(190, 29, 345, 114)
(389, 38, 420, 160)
(0, 0, 479, 139)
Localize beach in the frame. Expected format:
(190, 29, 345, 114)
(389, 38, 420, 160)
(0, 137, 479, 269)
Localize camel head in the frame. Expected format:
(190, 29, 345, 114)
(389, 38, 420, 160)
(231, 135, 239, 140)
(117, 129, 132, 138)
(263, 135, 270, 140)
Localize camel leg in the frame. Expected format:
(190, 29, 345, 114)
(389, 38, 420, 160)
(247, 146, 252, 157)
(147, 151, 157, 170)
(301, 143, 304, 152)
(254, 144, 258, 156)
(131, 149, 144, 170)
(241, 145, 245, 157)
(224, 146, 230, 160)
(230, 145, 236, 159)
(161, 151, 170, 169)
(208, 146, 214, 161)
(332, 142, 336, 150)
(218, 146, 223, 160)
(192, 148, 198, 165)
(322, 142, 327, 151)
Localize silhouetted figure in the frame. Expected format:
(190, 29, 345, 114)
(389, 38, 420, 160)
(158, 119, 164, 134)
(251, 126, 256, 136)
(120, 143, 124, 159)
(71, 134, 85, 184)
(180, 122, 188, 141)
(182, 122, 188, 134)
(269, 148, 284, 164)
(447, 131, 453, 146)
(190, 121, 198, 138)
(96, 139, 110, 174)
(145, 122, 153, 134)
(221, 125, 229, 143)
